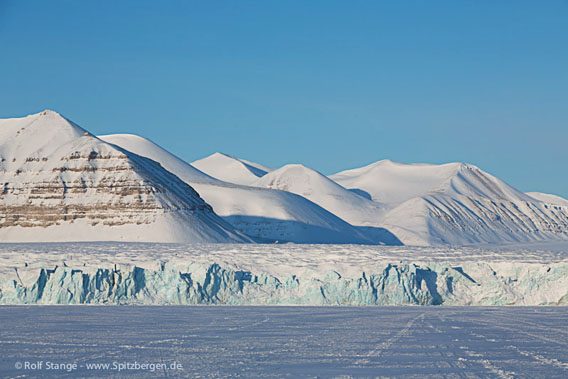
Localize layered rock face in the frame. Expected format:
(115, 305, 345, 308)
(0, 110, 248, 242)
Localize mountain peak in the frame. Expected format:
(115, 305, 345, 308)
(39, 109, 61, 116)
(254, 161, 386, 227)
(279, 163, 310, 171)
(370, 159, 466, 169)
(213, 151, 236, 159)
(33, 109, 80, 127)
(192, 152, 270, 185)
(331, 159, 528, 204)
(0, 110, 91, 161)
(28, 109, 87, 132)
(255, 163, 347, 194)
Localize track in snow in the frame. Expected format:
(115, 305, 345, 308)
(1, 306, 567, 378)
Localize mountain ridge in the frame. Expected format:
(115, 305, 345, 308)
(2, 110, 567, 246)
(101, 134, 379, 244)
(332, 159, 568, 245)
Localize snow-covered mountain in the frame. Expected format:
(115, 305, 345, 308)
(331, 159, 533, 204)
(101, 135, 375, 244)
(98, 134, 218, 184)
(253, 164, 386, 226)
(0, 110, 249, 243)
(3, 110, 567, 247)
(331, 160, 568, 245)
(192, 152, 272, 186)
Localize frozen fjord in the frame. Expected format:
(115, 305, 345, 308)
(1, 242, 568, 306)
(1, 306, 568, 378)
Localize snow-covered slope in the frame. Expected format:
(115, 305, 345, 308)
(99, 134, 218, 184)
(192, 152, 271, 185)
(527, 192, 568, 207)
(331, 160, 568, 245)
(253, 164, 386, 227)
(0, 110, 249, 243)
(331, 159, 532, 204)
(101, 135, 374, 244)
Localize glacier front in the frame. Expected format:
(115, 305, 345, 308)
(1, 243, 567, 306)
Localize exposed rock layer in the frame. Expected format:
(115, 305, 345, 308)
(0, 110, 248, 242)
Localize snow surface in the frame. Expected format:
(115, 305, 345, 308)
(1, 242, 567, 306)
(101, 134, 377, 244)
(527, 192, 568, 207)
(1, 306, 567, 377)
(191, 152, 271, 185)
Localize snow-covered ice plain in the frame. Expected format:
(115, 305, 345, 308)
(1, 242, 567, 306)
(1, 306, 567, 378)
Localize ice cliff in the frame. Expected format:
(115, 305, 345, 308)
(2, 260, 567, 306)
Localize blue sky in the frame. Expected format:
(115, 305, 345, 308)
(1, 1, 567, 197)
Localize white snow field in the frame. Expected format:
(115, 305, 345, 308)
(1, 306, 567, 378)
(1, 242, 567, 306)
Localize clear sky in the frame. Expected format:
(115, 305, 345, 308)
(1, 1, 567, 197)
